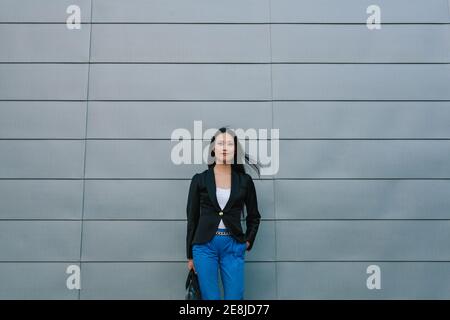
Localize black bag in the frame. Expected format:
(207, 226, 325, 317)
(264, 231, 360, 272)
(185, 269, 202, 300)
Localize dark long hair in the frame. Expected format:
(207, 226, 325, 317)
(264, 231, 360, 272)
(207, 126, 261, 178)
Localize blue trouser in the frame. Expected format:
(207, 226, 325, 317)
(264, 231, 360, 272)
(192, 228, 246, 300)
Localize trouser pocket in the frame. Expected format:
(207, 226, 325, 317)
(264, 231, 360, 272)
(233, 239, 247, 258)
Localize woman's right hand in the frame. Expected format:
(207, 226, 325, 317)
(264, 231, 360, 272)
(187, 259, 196, 274)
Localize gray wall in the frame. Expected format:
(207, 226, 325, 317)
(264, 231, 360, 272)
(1, 0, 450, 299)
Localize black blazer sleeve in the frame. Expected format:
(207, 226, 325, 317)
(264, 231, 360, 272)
(244, 174, 261, 251)
(186, 173, 200, 259)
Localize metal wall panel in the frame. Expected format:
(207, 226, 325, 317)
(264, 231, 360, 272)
(273, 102, 450, 139)
(271, 0, 450, 23)
(0, 141, 85, 178)
(0, 65, 88, 100)
(91, 24, 270, 63)
(0, 0, 91, 23)
(0, 180, 83, 219)
(0, 221, 81, 261)
(88, 64, 271, 100)
(272, 64, 450, 100)
(0, 24, 90, 62)
(0, 102, 86, 139)
(93, 0, 270, 23)
(276, 180, 450, 219)
(276, 221, 450, 260)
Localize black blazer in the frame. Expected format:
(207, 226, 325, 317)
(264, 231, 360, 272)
(186, 166, 261, 259)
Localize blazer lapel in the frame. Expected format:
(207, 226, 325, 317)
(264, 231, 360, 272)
(206, 167, 220, 211)
(223, 169, 238, 212)
(206, 166, 239, 212)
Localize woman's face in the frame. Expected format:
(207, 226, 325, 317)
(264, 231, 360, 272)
(214, 132, 235, 164)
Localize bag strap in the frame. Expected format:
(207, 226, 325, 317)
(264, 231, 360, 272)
(185, 269, 194, 289)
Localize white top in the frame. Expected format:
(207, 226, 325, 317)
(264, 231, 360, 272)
(216, 187, 230, 229)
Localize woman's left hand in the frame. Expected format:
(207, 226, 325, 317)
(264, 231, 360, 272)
(246, 241, 250, 249)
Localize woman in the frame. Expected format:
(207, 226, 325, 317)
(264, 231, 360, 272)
(186, 126, 262, 300)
